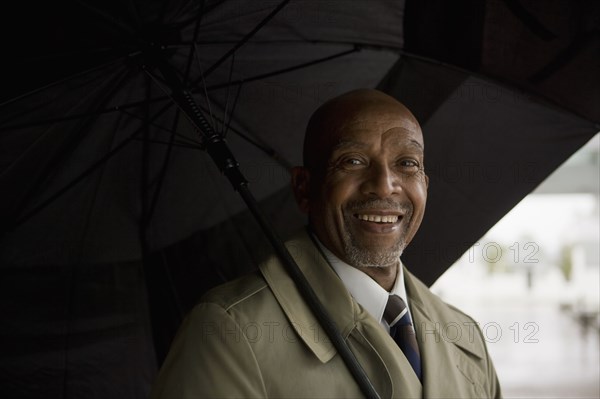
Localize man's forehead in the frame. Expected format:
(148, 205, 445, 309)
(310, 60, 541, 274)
(337, 113, 419, 131)
(330, 115, 424, 147)
(302, 89, 424, 168)
(331, 135, 424, 152)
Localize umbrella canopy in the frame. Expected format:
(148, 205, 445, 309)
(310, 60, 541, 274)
(1, 1, 403, 398)
(1, 1, 598, 398)
(0, 0, 402, 264)
(391, 0, 599, 284)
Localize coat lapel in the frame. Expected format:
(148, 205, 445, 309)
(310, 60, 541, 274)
(259, 230, 491, 398)
(259, 229, 354, 363)
(259, 229, 398, 397)
(258, 229, 505, 398)
(405, 269, 488, 398)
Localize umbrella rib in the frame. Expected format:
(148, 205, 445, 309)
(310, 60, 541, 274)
(7, 68, 135, 229)
(13, 133, 137, 228)
(75, 0, 138, 39)
(182, 0, 206, 86)
(223, 77, 243, 138)
(529, 30, 600, 83)
(73, 103, 132, 263)
(132, 136, 201, 150)
(0, 56, 130, 111)
(143, 46, 360, 107)
(221, 53, 237, 135)
(3, 45, 360, 131)
(202, 157, 266, 280)
(398, 50, 599, 124)
(200, 0, 291, 79)
(0, 101, 199, 147)
(140, 75, 152, 238)
(139, 46, 381, 398)
(143, 65, 217, 142)
(503, 0, 557, 40)
(193, 42, 218, 133)
(0, 69, 131, 182)
(118, 108, 202, 146)
(146, 108, 184, 222)
(125, 0, 144, 31)
(139, 76, 188, 354)
(0, 93, 169, 132)
(197, 101, 293, 171)
(173, 0, 224, 28)
(203, 47, 358, 91)
(12, 103, 174, 229)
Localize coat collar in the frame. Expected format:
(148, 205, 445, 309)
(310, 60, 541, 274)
(259, 229, 486, 362)
(404, 268, 489, 398)
(404, 268, 486, 360)
(259, 229, 489, 398)
(259, 228, 357, 363)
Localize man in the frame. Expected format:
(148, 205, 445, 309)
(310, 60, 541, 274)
(151, 89, 501, 398)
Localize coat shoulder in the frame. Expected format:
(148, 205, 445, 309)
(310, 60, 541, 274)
(200, 270, 269, 311)
(405, 269, 488, 359)
(407, 268, 481, 323)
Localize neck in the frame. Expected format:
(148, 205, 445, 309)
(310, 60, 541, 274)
(357, 262, 398, 291)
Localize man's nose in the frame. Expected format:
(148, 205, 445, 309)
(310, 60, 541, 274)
(362, 163, 401, 198)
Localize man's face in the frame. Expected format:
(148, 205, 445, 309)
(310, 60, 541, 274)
(294, 103, 428, 268)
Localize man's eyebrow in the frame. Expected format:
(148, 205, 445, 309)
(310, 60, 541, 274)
(388, 138, 424, 152)
(332, 139, 368, 151)
(333, 138, 424, 151)
(406, 139, 424, 150)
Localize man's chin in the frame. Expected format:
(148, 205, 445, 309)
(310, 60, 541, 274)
(358, 262, 398, 269)
(344, 247, 403, 269)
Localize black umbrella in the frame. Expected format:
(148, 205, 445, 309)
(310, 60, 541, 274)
(1, 1, 598, 398)
(1, 0, 403, 264)
(1, 1, 403, 398)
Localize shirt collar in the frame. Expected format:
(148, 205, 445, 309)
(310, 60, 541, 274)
(312, 235, 410, 328)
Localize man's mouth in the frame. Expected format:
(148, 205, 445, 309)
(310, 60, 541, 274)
(354, 214, 401, 224)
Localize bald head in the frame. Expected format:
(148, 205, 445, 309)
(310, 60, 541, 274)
(291, 88, 428, 278)
(303, 89, 421, 171)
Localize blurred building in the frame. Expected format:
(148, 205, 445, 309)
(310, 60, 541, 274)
(432, 133, 599, 398)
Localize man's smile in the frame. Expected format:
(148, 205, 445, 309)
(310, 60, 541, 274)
(355, 214, 399, 223)
(350, 211, 405, 234)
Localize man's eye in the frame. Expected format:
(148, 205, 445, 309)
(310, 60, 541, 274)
(332, 157, 366, 171)
(346, 158, 363, 166)
(399, 159, 420, 170)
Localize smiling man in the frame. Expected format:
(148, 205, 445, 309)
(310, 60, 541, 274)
(151, 89, 501, 398)
(292, 89, 428, 293)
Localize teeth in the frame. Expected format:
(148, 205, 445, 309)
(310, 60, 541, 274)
(356, 214, 399, 223)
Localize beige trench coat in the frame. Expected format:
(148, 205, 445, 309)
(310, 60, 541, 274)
(151, 230, 501, 398)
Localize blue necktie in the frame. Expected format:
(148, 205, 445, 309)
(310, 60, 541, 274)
(384, 295, 422, 380)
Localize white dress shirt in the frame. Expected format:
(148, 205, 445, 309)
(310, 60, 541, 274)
(313, 236, 412, 332)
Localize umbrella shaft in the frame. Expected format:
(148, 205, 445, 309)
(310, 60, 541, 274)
(144, 47, 380, 399)
(205, 137, 248, 190)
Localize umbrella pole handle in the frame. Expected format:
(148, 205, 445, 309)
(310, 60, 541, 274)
(146, 51, 380, 398)
(204, 138, 381, 399)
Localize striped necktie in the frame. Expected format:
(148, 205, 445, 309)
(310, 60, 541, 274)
(383, 295, 422, 380)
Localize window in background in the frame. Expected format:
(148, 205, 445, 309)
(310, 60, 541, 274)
(432, 134, 600, 398)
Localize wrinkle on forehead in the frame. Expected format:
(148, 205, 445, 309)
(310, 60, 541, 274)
(303, 89, 423, 170)
(331, 133, 424, 153)
(335, 110, 420, 134)
(334, 120, 423, 140)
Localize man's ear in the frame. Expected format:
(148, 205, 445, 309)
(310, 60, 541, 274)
(291, 166, 311, 213)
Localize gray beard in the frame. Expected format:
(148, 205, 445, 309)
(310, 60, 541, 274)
(342, 198, 413, 268)
(342, 230, 405, 268)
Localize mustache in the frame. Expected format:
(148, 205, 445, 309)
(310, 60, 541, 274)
(346, 198, 413, 214)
